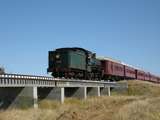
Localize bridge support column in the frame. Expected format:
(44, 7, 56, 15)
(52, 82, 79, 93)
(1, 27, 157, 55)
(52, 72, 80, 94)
(108, 86, 111, 96)
(65, 87, 87, 100)
(33, 87, 38, 108)
(38, 87, 65, 103)
(87, 87, 100, 97)
(0, 87, 38, 109)
(100, 87, 111, 96)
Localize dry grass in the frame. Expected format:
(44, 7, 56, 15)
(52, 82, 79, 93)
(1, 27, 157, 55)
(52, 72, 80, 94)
(0, 80, 160, 120)
(126, 80, 160, 97)
(115, 97, 160, 120)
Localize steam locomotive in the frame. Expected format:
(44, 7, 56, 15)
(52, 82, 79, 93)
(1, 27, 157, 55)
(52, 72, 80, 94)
(47, 47, 102, 80)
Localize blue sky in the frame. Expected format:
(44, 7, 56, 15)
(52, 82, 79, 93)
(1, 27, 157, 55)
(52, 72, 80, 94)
(0, 0, 160, 76)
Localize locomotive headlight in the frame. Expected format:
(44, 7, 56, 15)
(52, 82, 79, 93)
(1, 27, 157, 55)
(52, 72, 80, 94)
(56, 54, 60, 59)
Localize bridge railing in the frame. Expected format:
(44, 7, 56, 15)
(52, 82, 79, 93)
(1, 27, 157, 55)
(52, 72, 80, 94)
(0, 74, 128, 88)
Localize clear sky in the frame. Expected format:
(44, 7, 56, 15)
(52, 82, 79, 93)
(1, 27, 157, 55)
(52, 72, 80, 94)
(0, 0, 160, 76)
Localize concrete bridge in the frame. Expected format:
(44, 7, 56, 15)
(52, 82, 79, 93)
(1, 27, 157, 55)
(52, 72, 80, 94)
(0, 74, 128, 109)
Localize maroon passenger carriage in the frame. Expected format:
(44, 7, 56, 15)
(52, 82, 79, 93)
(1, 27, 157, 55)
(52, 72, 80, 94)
(97, 56, 160, 83)
(123, 63, 136, 79)
(144, 72, 150, 81)
(150, 74, 158, 83)
(136, 70, 145, 80)
(98, 57, 125, 80)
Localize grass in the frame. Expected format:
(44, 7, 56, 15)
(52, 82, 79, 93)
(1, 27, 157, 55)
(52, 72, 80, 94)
(115, 97, 160, 120)
(0, 80, 160, 120)
(112, 80, 160, 96)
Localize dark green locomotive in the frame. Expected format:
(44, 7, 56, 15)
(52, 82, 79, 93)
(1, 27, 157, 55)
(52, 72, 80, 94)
(0, 67, 5, 74)
(47, 47, 101, 79)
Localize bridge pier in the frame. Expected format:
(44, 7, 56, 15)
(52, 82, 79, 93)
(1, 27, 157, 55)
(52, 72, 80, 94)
(38, 87, 87, 103)
(38, 87, 64, 103)
(100, 87, 111, 96)
(65, 87, 87, 100)
(87, 87, 100, 97)
(0, 87, 38, 109)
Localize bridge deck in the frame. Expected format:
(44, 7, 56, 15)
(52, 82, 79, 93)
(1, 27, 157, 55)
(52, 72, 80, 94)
(0, 74, 127, 88)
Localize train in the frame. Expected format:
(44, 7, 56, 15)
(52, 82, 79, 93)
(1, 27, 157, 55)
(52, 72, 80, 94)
(47, 47, 160, 83)
(0, 67, 5, 74)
